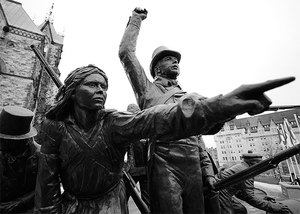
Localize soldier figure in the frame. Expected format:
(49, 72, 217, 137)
(119, 8, 224, 213)
(0, 106, 40, 213)
(217, 150, 292, 214)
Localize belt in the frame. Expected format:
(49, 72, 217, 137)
(62, 180, 120, 201)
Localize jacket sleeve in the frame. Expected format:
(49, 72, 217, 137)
(236, 179, 290, 213)
(119, 12, 152, 108)
(110, 93, 237, 146)
(34, 119, 63, 214)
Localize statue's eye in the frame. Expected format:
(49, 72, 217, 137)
(100, 84, 108, 90)
(86, 82, 98, 87)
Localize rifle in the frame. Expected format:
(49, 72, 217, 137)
(123, 170, 150, 214)
(31, 44, 150, 214)
(30, 45, 62, 88)
(213, 143, 300, 191)
(267, 105, 300, 111)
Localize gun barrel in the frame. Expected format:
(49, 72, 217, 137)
(270, 144, 300, 165)
(214, 144, 300, 191)
(267, 105, 300, 111)
(31, 45, 62, 88)
(123, 170, 150, 214)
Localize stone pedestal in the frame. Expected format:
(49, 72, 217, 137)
(279, 182, 300, 199)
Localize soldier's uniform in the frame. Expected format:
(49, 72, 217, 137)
(217, 152, 292, 214)
(119, 11, 223, 213)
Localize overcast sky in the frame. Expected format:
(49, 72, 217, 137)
(19, 0, 300, 147)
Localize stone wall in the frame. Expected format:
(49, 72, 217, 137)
(0, 29, 42, 110)
(34, 28, 63, 132)
(0, 24, 63, 137)
(0, 3, 63, 145)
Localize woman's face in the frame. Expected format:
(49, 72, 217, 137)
(72, 73, 108, 110)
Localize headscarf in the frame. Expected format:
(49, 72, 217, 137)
(46, 65, 108, 120)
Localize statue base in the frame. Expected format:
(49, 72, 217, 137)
(279, 182, 300, 199)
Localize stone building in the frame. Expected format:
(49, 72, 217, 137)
(0, 0, 63, 131)
(214, 109, 300, 168)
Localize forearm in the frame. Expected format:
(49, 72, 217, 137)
(34, 153, 61, 213)
(119, 13, 149, 101)
(239, 180, 288, 213)
(241, 194, 288, 213)
(119, 13, 142, 55)
(113, 93, 240, 145)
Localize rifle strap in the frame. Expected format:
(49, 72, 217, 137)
(151, 83, 186, 107)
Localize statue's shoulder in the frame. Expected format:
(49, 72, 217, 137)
(40, 118, 66, 143)
(42, 118, 65, 131)
(99, 108, 119, 120)
(103, 108, 117, 113)
(102, 108, 118, 116)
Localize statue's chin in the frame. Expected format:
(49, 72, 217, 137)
(161, 73, 178, 80)
(166, 70, 179, 79)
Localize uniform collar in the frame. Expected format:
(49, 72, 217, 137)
(154, 76, 180, 88)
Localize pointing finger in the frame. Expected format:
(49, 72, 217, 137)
(246, 76, 295, 94)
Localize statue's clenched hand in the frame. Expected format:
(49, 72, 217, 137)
(133, 7, 148, 20)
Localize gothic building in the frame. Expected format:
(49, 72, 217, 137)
(215, 109, 300, 168)
(0, 0, 63, 130)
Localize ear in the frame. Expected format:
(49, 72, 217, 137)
(154, 65, 160, 77)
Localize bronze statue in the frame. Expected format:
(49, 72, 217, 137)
(33, 63, 294, 213)
(0, 106, 40, 213)
(217, 151, 292, 214)
(125, 103, 149, 205)
(119, 7, 225, 213)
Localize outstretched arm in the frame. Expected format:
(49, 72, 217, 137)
(112, 76, 295, 144)
(236, 179, 291, 213)
(119, 8, 151, 107)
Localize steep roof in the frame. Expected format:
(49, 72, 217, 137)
(0, 0, 44, 36)
(39, 20, 64, 45)
(232, 109, 300, 129)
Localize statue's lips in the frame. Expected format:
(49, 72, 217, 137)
(93, 98, 104, 102)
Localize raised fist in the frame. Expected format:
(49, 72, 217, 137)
(133, 7, 148, 20)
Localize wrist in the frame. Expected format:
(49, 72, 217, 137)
(129, 14, 142, 29)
